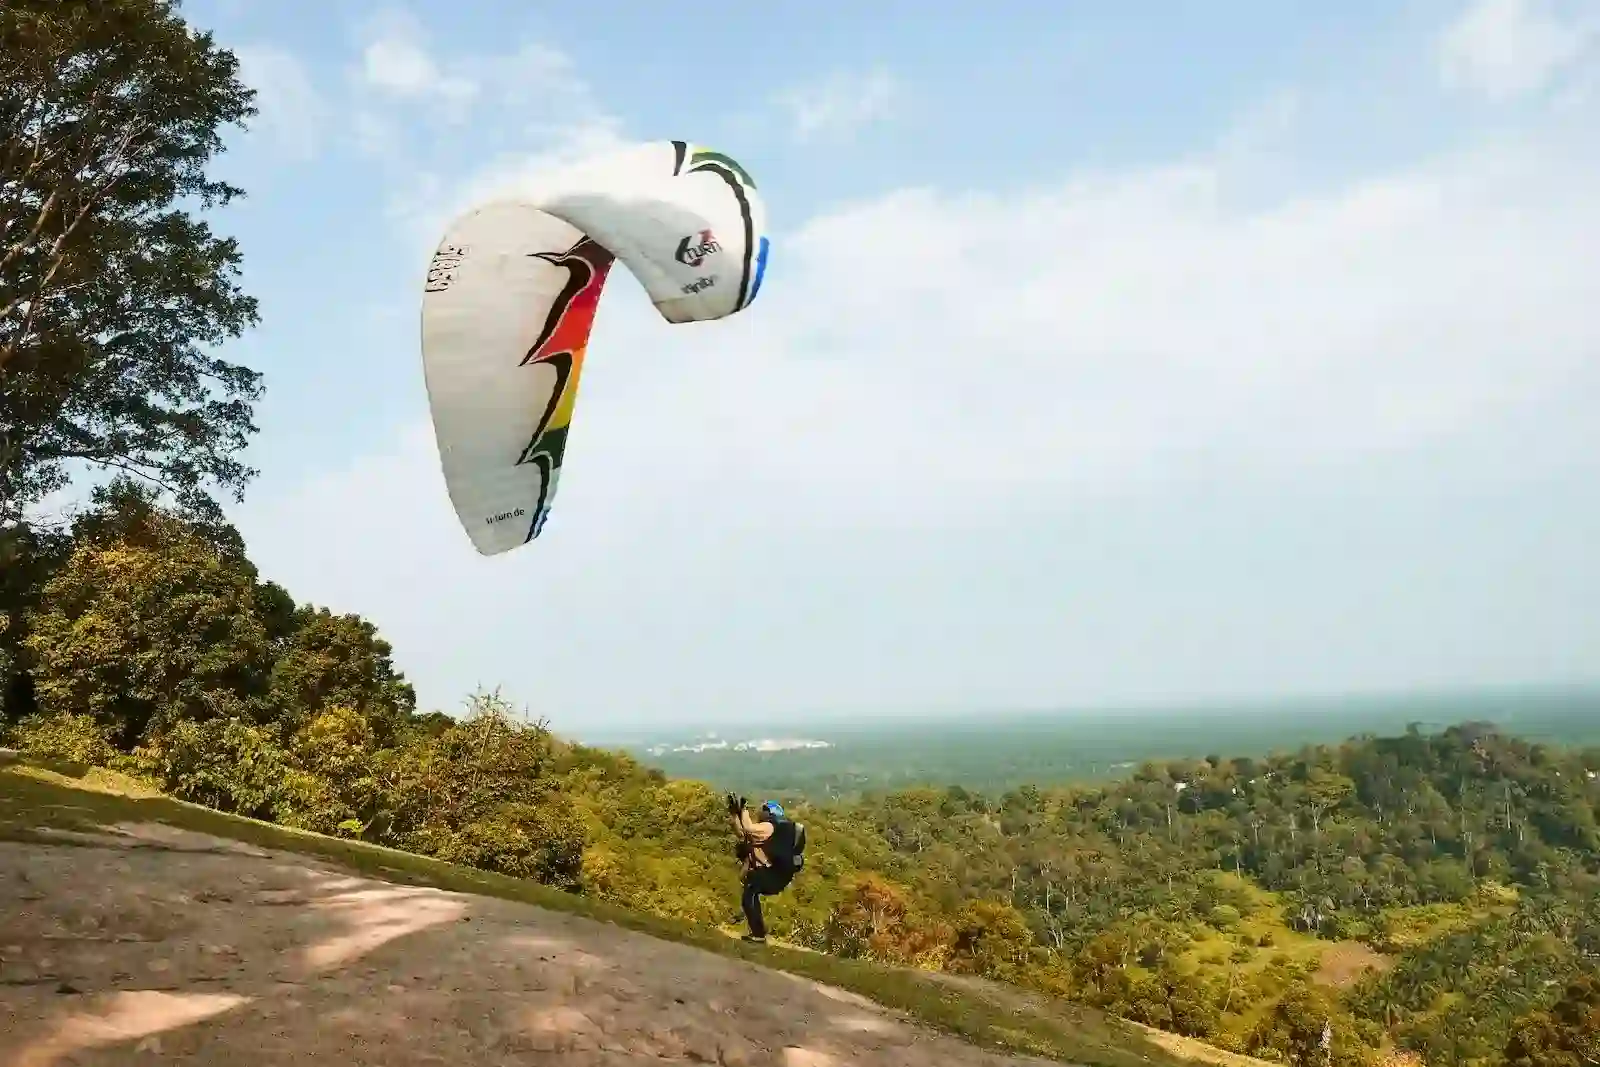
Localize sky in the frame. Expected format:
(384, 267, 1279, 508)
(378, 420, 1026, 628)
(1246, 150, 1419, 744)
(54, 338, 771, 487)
(148, 0, 1600, 737)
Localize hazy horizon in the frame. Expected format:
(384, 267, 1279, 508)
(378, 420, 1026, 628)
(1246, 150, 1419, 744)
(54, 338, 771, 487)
(575, 678, 1600, 745)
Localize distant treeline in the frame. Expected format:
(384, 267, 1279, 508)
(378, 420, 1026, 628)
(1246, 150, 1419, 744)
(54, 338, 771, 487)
(631, 687, 1600, 800)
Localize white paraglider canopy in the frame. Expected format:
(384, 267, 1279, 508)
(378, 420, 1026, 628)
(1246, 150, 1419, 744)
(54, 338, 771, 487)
(419, 140, 770, 556)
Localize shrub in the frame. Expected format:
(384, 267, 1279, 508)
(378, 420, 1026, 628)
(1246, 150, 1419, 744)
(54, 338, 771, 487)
(8, 711, 117, 766)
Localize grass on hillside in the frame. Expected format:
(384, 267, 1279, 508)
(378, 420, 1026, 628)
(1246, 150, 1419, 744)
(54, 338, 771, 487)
(1178, 874, 1326, 972)
(1156, 872, 1390, 1046)
(1368, 886, 1518, 954)
(1175, 873, 1389, 986)
(0, 753, 1194, 1067)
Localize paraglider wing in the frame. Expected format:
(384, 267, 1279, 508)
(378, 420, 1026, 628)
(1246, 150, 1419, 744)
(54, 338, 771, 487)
(536, 141, 770, 323)
(419, 140, 769, 556)
(419, 204, 616, 557)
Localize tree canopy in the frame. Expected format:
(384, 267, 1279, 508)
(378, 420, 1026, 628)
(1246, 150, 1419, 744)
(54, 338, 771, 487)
(1, 0, 261, 521)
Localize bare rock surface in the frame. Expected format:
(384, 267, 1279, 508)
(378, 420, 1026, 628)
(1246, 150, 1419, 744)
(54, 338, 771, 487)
(0, 823, 1059, 1066)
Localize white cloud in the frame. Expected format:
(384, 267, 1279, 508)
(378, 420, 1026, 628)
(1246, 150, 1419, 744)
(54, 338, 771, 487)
(362, 37, 434, 95)
(342, 15, 627, 240)
(386, 118, 633, 239)
(237, 82, 1600, 718)
(777, 68, 899, 141)
(353, 10, 616, 137)
(355, 10, 480, 120)
(229, 8, 1600, 724)
(362, 38, 478, 109)
(1438, 0, 1597, 99)
(235, 45, 326, 159)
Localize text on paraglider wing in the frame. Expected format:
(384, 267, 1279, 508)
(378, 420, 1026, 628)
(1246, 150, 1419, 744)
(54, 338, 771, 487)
(425, 244, 469, 292)
(674, 230, 721, 267)
(681, 276, 715, 295)
(485, 507, 527, 526)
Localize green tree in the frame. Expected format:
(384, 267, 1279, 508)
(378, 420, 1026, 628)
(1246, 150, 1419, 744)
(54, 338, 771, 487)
(65, 478, 255, 575)
(1245, 983, 1349, 1067)
(7, 704, 115, 765)
(279, 704, 385, 836)
(0, 0, 261, 519)
(4, 478, 258, 726)
(23, 512, 272, 747)
(156, 714, 289, 819)
(267, 606, 416, 735)
(948, 898, 1035, 982)
(1503, 971, 1600, 1067)
(381, 690, 588, 889)
(0, 518, 68, 721)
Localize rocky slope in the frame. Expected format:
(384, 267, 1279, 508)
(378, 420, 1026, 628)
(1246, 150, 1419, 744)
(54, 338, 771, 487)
(1, 822, 1063, 1066)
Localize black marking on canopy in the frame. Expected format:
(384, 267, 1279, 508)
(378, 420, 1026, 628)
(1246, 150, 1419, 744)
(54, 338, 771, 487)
(690, 149, 757, 189)
(688, 161, 755, 310)
(523, 453, 553, 543)
(515, 351, 573, 467)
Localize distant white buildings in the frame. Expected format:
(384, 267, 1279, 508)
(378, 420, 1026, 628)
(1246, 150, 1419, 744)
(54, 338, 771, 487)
(735, 738, 833, 753)
(645, 737, 833, 757)
(648, 739, 730, 755)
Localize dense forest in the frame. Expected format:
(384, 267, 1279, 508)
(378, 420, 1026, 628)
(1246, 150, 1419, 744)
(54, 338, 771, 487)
(2, 5, 1598, 1067)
